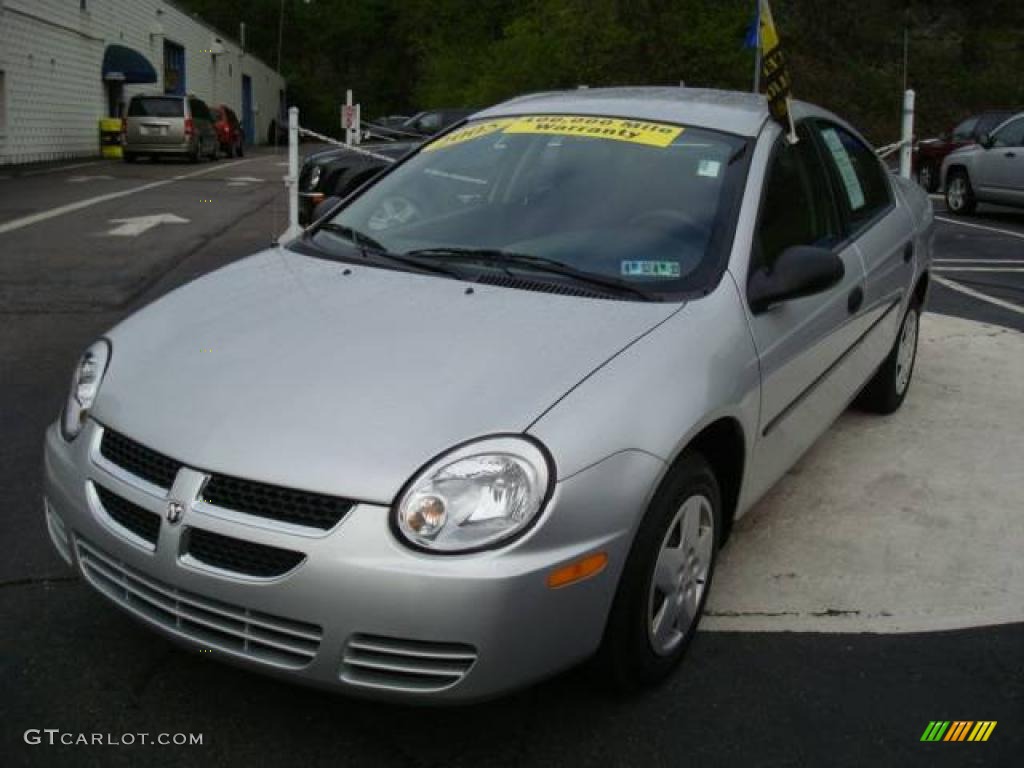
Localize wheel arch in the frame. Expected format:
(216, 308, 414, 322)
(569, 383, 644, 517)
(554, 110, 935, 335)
(665, 416, 747, 544)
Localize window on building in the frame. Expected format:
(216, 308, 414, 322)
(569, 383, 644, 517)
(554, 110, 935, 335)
(163, 41, 186, 96)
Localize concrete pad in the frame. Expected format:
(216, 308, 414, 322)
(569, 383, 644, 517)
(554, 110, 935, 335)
(704, 313, 1024, 633)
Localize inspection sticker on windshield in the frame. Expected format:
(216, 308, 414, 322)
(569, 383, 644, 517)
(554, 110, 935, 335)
(697, 159, 721, 178)
(621, 260, 681, 278)
(820, 127, 865, 210)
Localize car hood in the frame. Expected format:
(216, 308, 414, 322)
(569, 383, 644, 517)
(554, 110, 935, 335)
(95, 248, 680, 503)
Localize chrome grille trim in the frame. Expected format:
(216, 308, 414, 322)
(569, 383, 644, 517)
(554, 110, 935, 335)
(77, 539, 322, 668)
(342, 634, 477, 692)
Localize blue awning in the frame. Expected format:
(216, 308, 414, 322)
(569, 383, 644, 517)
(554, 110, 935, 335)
(102, 45, 157, 84)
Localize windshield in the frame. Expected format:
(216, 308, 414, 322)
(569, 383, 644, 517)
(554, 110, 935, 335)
(314, 114, 749, 298)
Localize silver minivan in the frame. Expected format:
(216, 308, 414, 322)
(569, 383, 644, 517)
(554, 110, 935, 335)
(123, 94, 219, 163)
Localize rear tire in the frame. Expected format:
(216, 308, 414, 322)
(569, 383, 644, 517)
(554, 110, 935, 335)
(598, 451, 721, 691)
(855, 302, 920, 414)
(945, 169, 976, 215)
(917, 162, 938, 193)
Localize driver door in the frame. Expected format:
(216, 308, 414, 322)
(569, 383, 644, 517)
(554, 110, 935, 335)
(743, 123, 868, 505)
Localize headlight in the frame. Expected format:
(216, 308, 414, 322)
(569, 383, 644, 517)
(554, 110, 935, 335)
(307, 164, 322, 190)
(393, 437, 554, 553)
(60, 339, 110, 441)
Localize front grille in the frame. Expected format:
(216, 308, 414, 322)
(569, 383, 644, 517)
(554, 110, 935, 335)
(95, 485, 161, 545)
(341, 634, 477, 693)
(202, 473, 352, 531)
(77, 539, 321, 668)
(184, 527, 305, 578)
(100, 428, 181, 490)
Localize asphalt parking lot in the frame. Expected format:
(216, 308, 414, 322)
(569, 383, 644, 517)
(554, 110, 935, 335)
(1, 154, 1021, 767)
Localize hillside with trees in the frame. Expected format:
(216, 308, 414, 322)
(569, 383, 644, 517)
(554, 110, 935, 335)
(181, 0, 1023, 143)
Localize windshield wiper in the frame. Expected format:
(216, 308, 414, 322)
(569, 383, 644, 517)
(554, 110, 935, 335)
(314, 223, 463, 279)
(404, 247, 656, 301)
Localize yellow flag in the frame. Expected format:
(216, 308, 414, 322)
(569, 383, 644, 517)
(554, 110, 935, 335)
(759, 1, 793, 127)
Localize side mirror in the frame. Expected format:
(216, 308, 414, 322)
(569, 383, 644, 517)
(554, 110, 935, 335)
(748, 245, 845, 314)
(978, 133, 994, 149)
(312, 196, 342, 222)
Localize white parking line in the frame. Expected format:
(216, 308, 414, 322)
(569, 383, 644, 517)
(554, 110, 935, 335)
(935, 266, 1024, 273)
(935, 259, 1024, 265)
(933, 275, 1024, 316)
(935, 215, 1024, 240)
(0, 159, 252, 236)
(22, 160, 108, 176)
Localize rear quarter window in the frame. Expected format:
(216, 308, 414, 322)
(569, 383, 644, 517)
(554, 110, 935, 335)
(814, 122, 891, 233)
(128, 98, 184, 118)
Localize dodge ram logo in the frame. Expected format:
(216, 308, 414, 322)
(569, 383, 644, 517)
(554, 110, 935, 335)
(166, 500, 185, 524)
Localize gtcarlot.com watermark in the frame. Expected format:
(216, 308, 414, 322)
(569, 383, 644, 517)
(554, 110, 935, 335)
(25, 729, 203, 746)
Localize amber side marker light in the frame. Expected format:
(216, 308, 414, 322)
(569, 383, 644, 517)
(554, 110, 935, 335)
(547, 552, 608, 589)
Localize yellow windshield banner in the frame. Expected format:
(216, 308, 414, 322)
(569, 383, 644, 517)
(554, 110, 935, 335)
(504, 115, 684, 147)
(421, 119, 516, 152)
(423, 115, 684, 151)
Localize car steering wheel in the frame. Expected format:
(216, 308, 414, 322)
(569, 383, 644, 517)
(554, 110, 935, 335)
(368, 196, 421, 231)
(628, 209, 709, 241)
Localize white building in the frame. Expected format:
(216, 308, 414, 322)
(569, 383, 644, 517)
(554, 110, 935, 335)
(0, 0, 286, 164)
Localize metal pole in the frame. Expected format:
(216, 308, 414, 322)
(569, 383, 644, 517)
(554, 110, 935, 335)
(281, 106, 302, 241)
(752, 0, 761, 93)
(899, 89, 915, 180)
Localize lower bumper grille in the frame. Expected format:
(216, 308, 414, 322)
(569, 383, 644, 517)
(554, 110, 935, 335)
(342, 634, 477, 693)
(77, 539, 321, 668)
(94, 485, 161, 546)
(184, 527, 305, 578)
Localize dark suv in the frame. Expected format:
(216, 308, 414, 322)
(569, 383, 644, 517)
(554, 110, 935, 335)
(913, 110, 1016, 191)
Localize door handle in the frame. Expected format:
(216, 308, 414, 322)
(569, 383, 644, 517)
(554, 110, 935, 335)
(903, 242, 914, 263)
(1006, 151, 1017, 158)
(847, 286, 864, 314)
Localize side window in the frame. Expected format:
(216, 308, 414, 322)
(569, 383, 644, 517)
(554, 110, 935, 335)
(754, 125, 840, 272)
(814, 122, 891, 232)
(951, 117, 978, 141)
(991, 117, 1024, 148)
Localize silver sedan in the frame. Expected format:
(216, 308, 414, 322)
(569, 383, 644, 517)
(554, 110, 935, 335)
(44, 87, 933, 702)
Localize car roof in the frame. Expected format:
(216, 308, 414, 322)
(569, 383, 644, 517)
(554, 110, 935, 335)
(474, 86, 848, 140)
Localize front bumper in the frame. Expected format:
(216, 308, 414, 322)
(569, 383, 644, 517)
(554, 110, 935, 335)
(43, 421, 662, 702)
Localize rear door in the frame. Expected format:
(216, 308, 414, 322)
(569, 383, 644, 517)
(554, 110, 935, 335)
(743, 122, 869, 503)
(974, 116, 1024, 205)
(811, 120, 914, 353)
(126, 97, 185, 145)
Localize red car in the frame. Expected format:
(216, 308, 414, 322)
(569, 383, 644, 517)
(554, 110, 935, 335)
(210, 104, 245, 158)
(913, 110, 1015, 192)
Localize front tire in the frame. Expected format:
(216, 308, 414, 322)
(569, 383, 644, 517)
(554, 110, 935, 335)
(598, 451, 721, 690)
(945, 169, 976, 215)
(856, 302, 920, 414)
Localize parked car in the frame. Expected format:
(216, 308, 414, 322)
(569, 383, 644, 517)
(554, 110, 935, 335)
(210, 104, 244, 158)
(122, 94, 219, 163)
(45, 88, 932, 703)
(298, 109, 477, 224)
(942, 112, 1024, 214)
(299, 140, 418, 224)
(913, 110, 1015, 192)
(365, 108, 476, 141)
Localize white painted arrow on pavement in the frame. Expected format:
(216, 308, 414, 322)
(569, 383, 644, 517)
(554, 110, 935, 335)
(107, 213, 189, 237)
(68, 175, 114, 183)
